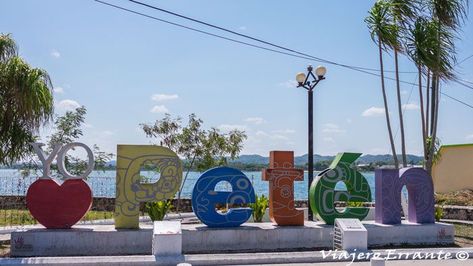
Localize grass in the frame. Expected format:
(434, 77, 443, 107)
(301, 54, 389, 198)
(454, 224, 473, 247)
(436, 189, 473, 206)
(81, 210, 114, 222)
(0, 210, 36, 227)
(0, 209, 114, 227)
(454, 224, 473, 240)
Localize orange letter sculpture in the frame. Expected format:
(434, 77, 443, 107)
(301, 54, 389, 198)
(262, 151, 304, 226)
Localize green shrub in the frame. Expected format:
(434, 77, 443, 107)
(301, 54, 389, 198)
(346, 201, 364, 207)
(145, 200, 173, 221)
(250, 194, 268, 222)
(435, 206, 444, 222)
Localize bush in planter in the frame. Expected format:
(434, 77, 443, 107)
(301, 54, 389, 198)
(435, 205, 444, 222)
(145, 200, 173, 221)
(250, 194, 268, 222)
(346, 201, 365, 207)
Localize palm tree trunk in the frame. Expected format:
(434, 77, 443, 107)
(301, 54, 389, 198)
(430, 74, 436, 136)
(418, 65, 427, 159)
(426, 69, 430, 135)
(394, 49, 407, 167)
(379, 39, 399, 168)
(426, 74, 439, 175)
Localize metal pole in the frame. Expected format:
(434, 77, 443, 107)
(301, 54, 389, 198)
(308, 89, 314, 221)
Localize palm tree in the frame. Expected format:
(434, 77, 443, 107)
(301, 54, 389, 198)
(388, 0, 419, 167)
(406, 17, 432, 160)
(423, 0, 467, 174)
(366, 0, 399, 168)
(0, 33, 54, 165)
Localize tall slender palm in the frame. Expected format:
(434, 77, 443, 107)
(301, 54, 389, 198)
(406, 17, 431, 160)
(388, 0, 419, 167)
(366, 0, 399, 168)
(0, 33, 54, 165)
(424, 0, 467, 174)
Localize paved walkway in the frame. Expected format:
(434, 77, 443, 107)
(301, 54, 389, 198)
(1, 248, 472, 265)
(246, 260, 473, 266)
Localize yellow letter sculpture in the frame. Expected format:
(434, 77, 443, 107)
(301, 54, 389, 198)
(114, 145, 182, 229)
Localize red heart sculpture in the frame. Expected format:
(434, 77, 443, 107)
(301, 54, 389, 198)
(26, 179, 92, 229)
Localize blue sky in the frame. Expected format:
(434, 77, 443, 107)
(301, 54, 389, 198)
(2, 0, 473, 157)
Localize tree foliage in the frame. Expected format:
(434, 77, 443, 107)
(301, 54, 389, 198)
(141, 113, 247, 171)
(0, 33, 54, 165)
(46, 106, 113, 178)
(366, 0, 468, 173)
(21, 106, 114, 179)
(47, 106, 87, 148)
(141, 113, 247, 210)
(365, 1, 400, 168)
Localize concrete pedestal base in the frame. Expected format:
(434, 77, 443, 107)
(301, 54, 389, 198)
(152, 221, 182, 257)
(10, 221, 454, 257)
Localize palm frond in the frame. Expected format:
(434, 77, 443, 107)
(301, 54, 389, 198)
(365, 0, 400, 51)
(428, 0, 469, 30)
(0, 33, 18, 63)
(0, 56, 54, 165)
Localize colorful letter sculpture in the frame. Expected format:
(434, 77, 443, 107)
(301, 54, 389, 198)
(309, 153, 372, 225)
(26, 142, 94, 229)
(27, 179, 93, 229)
(375, 167, 435, 224)
(114, 145, 182, 229)
(262, 151, 304, 226)
(192, 167, 255, 227)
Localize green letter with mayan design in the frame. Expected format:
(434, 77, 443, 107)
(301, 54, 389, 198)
(309, 152, 371, 224)
(114, 145, 182, 229)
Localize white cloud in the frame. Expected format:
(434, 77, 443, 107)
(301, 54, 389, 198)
(54, 87, 64, 94)
(466, 134, 473, 141)
(219, 124, 247, 132)
(84, 123, 93, 128)
(238, 26, 247, 31)
(278, 80, 298, 88)
(150, 105, 169, 113)
(402, 103, 420, 110)
(244, 117, 265, 125)
(151, 94, 179, 102)
(362, 107, 385, 117)
(56, 99, 80, 111)
(50, 49, 61, 58)
(322, 123, 345, 134)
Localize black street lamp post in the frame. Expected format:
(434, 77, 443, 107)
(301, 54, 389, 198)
(295, 65, 326, 221)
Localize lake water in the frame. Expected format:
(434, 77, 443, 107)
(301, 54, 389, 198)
(0, 169, 376, 200)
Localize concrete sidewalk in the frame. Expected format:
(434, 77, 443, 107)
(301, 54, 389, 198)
(245, 260, 472, 266)
(1, 247, 472, 265)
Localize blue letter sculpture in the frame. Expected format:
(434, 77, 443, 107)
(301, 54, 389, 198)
(375, 167, 435, 224)
(192, 167, 255, 227)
